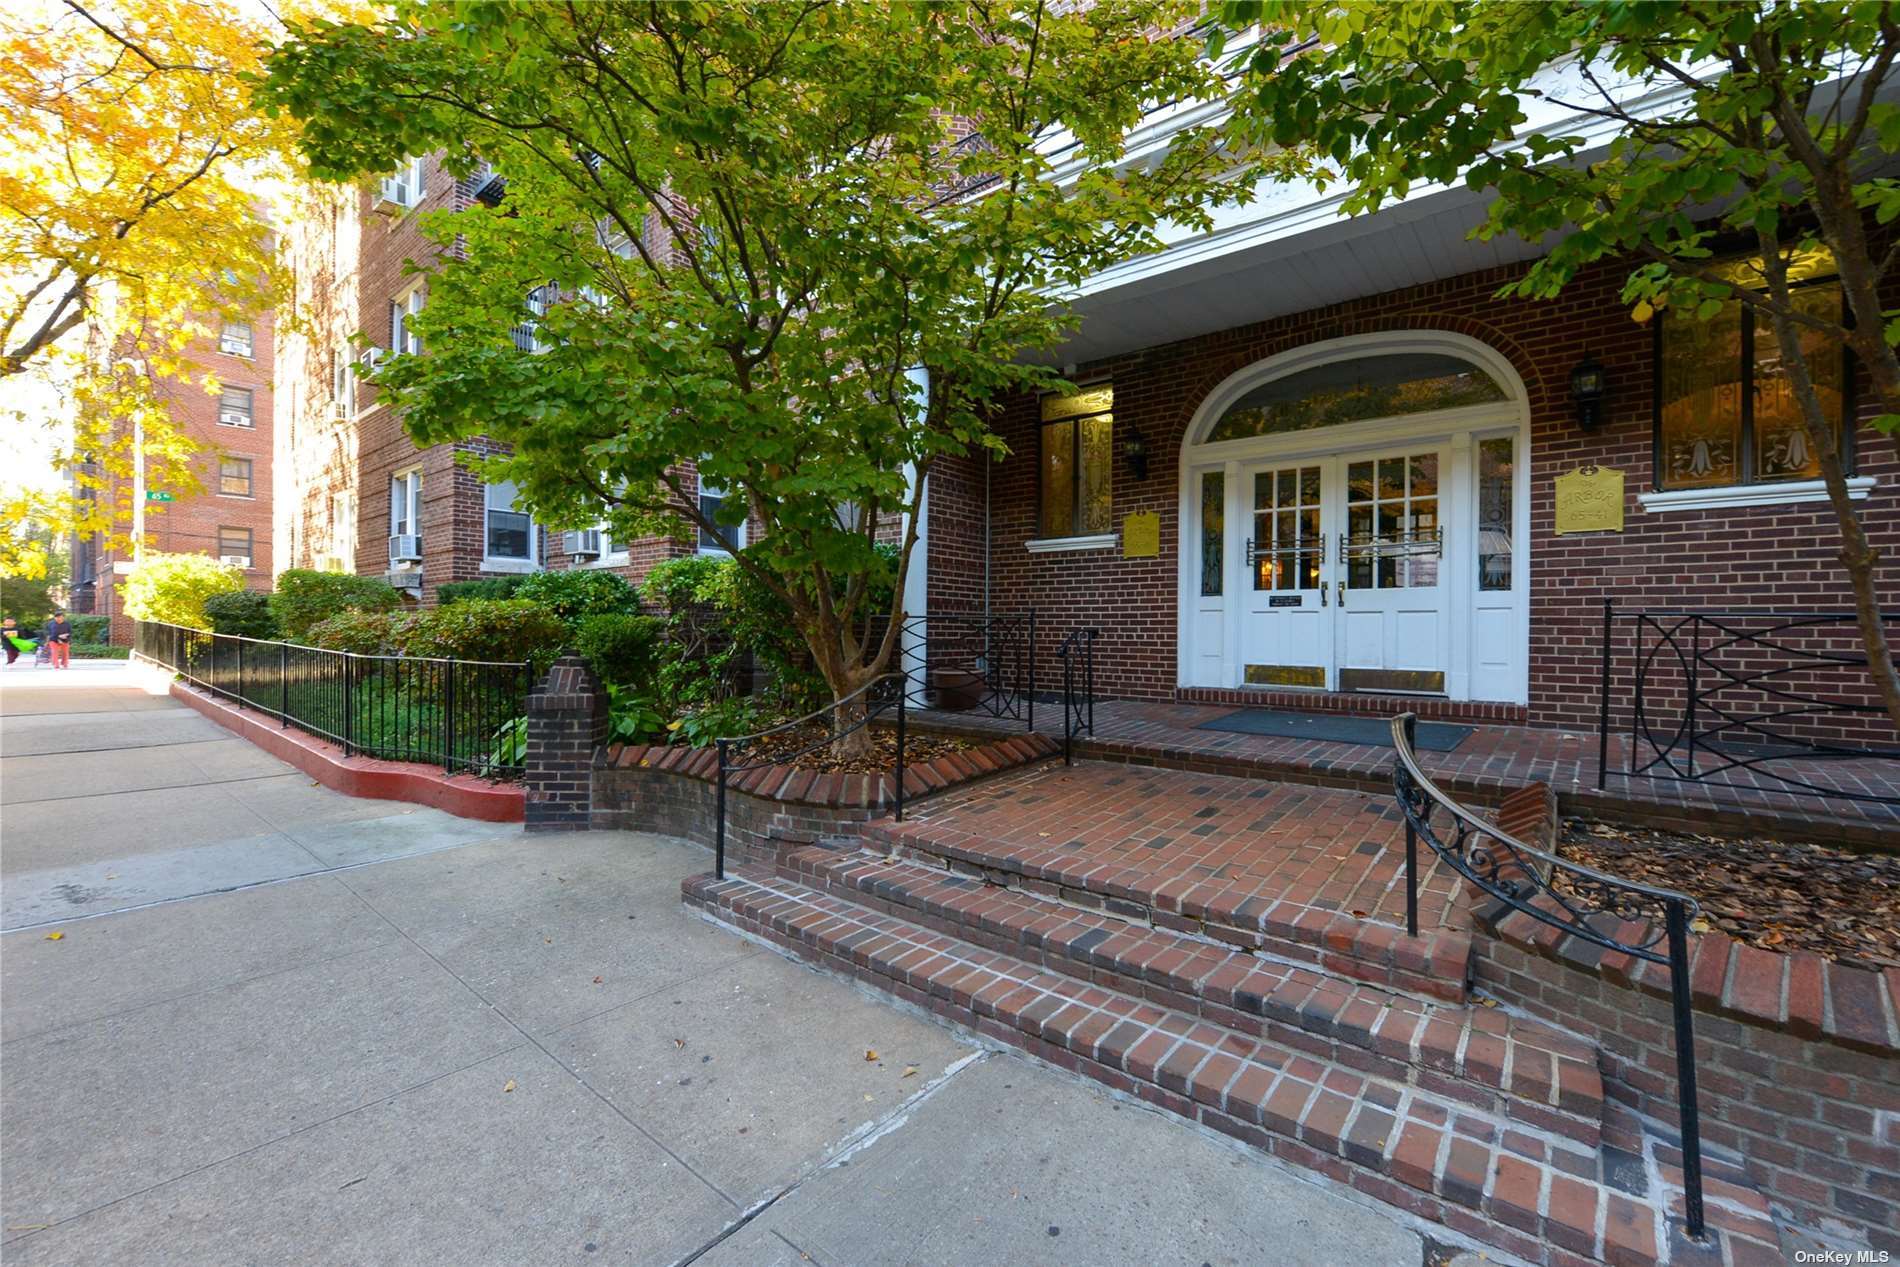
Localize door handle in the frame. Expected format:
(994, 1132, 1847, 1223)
(1339, 583, 1347, 608)
(1320, 581, 1328, 607)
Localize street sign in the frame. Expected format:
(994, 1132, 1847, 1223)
(145, 490, 174, 503)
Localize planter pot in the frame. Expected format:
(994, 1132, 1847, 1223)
(931, 668, 987, 712)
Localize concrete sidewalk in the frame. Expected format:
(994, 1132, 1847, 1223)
(1, 664, 1436, 1265)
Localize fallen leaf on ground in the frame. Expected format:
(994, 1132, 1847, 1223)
(863, 1049, 878, 1062)
(43, 932, 62, 941)
(592, 976, 603, 984)
(902, 1066, 918, 1078)
(674, 1038, 686, 1049)
(502, 1080, 516, 1093)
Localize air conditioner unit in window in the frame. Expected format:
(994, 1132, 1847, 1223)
(219, 410, 252, 428)
(385, 567, 422, 592)
(374, 176, 409, 215)
(220, 337, 251, 357)
(220, 555, 251, 568)
(388, 533, 422, 564)
(362, 346, 388, 371)
(563, 529, 601, 559)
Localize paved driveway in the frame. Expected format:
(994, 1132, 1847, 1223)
(1, 664, 1430, 1265)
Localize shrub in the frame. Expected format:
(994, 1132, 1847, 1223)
(640, 553, 820, 713)
(204, 590, 279, 640)
(69, 614, 111, 644)
(436, 575, 527, 606)
(121, 552, 243, 630)
(270, 569, 401, 641)
(398, 598, 566, 674)
(515, 568, 639, 631)
(640, 554, 731, 612)
(73, 644, 131, 659)
(574, 613, 662, 687)
(304, 608, 412, 655)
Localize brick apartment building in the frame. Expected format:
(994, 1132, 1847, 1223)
(274, 155, 749, 606)
(272, 73, 1893, 738)
(72, 311, 276, 644)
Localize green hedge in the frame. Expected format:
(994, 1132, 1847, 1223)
(73, 644, 130, 659)
(435, 576, 528, 606)
(270, 570, 401, 641)
(204, 590, 279, 640)
(69, 614, 111, 644)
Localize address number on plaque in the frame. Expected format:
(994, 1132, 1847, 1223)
(1267, 595, 1303, 608)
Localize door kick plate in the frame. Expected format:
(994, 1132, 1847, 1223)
(1337, 668, 1446, 694)
(1245, 664, 1326, 688)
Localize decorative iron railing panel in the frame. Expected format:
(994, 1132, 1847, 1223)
(1056, 627, 1098, 765)
(1391, 712, 1706, 1239)
(1596, 602, 1900, 807)
(873, 610, 1036, 729)
(133, 620, 533, 779)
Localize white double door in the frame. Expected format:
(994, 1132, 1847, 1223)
(1237, 444, 1450, 694)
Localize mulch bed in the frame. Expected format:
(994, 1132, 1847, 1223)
(738, 721, 978, 776)
(1557, 817, 1900, 971)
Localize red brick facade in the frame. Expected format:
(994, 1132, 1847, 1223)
(926, 251, 1898, 732)
(77, 313, 276, 644)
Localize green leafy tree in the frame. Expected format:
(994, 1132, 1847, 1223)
(259, 0, 1250, 752)
(1220, 0, 1900, 727)
(120, 550, 241, 629)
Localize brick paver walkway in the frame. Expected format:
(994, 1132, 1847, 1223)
(889, 761, 1471, 936)
(916, 698, 1900, 846)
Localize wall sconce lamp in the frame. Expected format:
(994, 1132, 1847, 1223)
(1571, 355, 1609, 431)
(1124, 426, 1150, 481)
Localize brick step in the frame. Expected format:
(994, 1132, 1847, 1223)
(684, 868, 1780, 1267)
(781, 845, 1603, 1146)
(861, 812, 1474, 1003)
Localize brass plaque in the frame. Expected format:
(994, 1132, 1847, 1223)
(1339, 668, 1446, 694)
(1122, 512, 1160, 558)
(1554, 465, 1625, 535)
(1245, 664, 1325, 688)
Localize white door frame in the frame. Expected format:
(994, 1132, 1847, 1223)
(1175, 330, 1532, 704)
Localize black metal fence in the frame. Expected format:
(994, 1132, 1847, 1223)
(133, 621, 535, 778)
(1056, 626, 1098, 764)
(715, 673, 907, 880)
(1391, 712, 1706, 1238)
(1597, 602, 1900, 807)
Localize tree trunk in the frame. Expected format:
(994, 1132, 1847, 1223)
(804, 615, 886, 761)
(1756, 239, 1900, 734)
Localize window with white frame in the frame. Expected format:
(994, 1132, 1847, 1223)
(390, 468, 422, 538)
(511, 284, 555, 352)
(379, 156, 425, 209)
(484, 480, 534, 562)
(219, 385, 254, 427)
(332, 344, 355, 416)
(328, 489, 355, 570)
(697, 475, 746, 554)
(219, 320, 253, 358)
(390, 285, 424, 357)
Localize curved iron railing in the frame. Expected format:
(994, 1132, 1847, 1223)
(1391, 712, 1707, 1239)
(1056, 627, 1097, 765)
(1597, 601, 1900, 807)
(133, 620, 533, 778)
(715, 672, 908, 880)
(894, 610, 1037, 728)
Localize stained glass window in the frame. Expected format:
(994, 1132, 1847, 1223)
(1199, 471, 1223, 596)
(1208, 354, 1505, 443)
(1040, 384, 1113, 537)
(1657, 253, 1848, 490)
(1477, 436, 1513, 591)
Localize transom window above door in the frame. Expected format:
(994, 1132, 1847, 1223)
(1207, 353, 1505, 443)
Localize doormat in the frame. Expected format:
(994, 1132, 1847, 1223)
(1198, 709, 1474, 752)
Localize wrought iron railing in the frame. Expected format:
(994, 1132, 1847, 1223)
(1596, 602, 1900, 807)
(876, 610, 1036, 729)
(1391, 712, 1706, 1238)
(715, 673, 908, 881)
(133, 620, 534, 778)
(1056, 627, 1098, 765)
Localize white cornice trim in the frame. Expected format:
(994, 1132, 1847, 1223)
(1637, 477, 1877, 513)
(1026, 533, 1117, 554)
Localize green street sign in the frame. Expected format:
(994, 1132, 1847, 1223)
(145, 490, 174, 502)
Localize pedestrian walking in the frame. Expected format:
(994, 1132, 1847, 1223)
(3, 617, 33, 666)
(45, 609, 72, 669)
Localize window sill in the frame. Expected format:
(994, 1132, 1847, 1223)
(1026, 533, 1117, 554)
(1638, 476, 1876, 513)
(480, 558, 540, 574)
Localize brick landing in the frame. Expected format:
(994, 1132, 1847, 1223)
(865, 761, 1474, 1002)
(913, 698, 1900, 849)
(686, 866, 1783, 1266)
